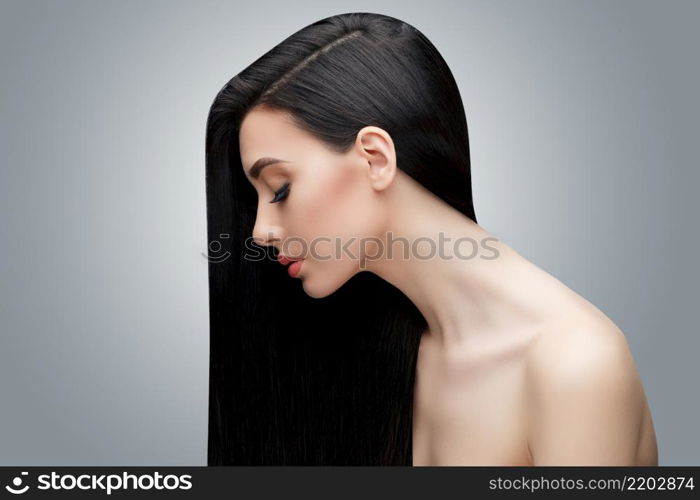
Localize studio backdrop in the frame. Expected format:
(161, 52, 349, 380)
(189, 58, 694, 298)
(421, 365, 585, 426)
(0, 0, 697, 465)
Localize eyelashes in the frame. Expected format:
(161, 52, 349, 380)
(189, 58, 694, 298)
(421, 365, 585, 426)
(269, 182, 290, 203)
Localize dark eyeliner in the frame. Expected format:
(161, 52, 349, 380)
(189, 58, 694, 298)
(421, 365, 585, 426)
(269, 182, 290, 203)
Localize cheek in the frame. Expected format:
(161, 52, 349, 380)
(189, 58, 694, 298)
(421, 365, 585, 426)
(295, 166, 378, 260)
(301, 167, 366, 231)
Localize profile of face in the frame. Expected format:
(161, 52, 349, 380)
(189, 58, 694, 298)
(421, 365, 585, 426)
(239, 106, 397, 299)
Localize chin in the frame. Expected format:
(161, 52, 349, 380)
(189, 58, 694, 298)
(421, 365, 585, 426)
(299, 260, 359, 299)
(302, 281, 334, 299)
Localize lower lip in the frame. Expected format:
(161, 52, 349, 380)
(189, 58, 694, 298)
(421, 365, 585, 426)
(288, 260, 303, 278)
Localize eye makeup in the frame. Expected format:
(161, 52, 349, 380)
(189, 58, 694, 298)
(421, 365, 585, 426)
(269, 182, 290, 203)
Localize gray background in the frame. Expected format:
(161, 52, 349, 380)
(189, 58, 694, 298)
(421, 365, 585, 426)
(1, 0, 697, 465)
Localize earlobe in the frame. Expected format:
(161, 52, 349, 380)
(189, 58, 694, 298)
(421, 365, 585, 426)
(356, 126, 397, 191)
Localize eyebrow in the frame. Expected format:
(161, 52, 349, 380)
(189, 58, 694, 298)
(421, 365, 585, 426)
(247, 157, 291, 180)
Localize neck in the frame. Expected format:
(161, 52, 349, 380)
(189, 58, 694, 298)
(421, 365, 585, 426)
(362, 175, 558, 353)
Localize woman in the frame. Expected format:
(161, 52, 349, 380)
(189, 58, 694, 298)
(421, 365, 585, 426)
(205, 12, 658, 466)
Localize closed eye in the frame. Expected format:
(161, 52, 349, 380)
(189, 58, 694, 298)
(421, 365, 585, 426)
(269, 182, 290, 203)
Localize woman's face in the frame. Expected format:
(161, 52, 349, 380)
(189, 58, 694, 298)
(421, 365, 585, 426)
(238, 106, 393, 298)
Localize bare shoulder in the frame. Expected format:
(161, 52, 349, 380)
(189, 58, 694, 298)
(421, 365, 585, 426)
(525, 319, 638, 382)
(523, 320, 647, 465)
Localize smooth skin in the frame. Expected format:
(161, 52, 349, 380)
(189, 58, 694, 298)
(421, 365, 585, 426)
(239, 105, 659, 466)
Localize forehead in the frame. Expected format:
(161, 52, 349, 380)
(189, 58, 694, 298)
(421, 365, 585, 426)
(239, 107, 310, 169)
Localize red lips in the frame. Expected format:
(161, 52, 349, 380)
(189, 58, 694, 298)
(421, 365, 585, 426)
(278, 253, 304, 278)
(277, 254, 303, 266)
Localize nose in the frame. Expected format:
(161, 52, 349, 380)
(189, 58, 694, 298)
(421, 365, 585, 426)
(251, 202, 284, 248)
(252, 222, 282, 248)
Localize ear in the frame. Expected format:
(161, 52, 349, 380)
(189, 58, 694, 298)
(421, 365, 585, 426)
(355, 126, 397, 191)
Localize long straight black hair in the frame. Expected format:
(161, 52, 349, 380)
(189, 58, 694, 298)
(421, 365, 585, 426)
(205, 12, 477, 465)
